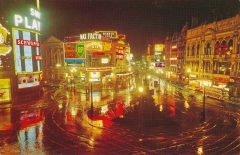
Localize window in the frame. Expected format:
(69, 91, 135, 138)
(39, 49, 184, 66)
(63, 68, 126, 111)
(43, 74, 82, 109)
(206, 43, 211, 55)
(196, 44, 200, 56)
(191, 45, 195, 56)
(215, 41, 220, 55)
(237, 43, 240, 54)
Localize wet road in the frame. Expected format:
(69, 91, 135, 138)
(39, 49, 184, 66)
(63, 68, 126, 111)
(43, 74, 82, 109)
(0, 82, 239, 155)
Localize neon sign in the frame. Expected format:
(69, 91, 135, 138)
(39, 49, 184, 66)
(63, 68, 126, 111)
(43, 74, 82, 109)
(80, 33, 101, 40)
(16, 39, 40, 47)
(0, 24, 12, 56)
(14, 7, 41, 32)
(95, 31, 118, 39)
(86, 41, 102, 51)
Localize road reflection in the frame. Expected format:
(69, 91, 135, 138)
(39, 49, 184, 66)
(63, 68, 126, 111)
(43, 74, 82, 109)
(86, 101, 125, 127)
(0, 81, 239, 154)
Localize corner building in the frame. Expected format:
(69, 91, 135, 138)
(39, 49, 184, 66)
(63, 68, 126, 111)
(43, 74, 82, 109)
(0, 1, 42, 103)
(185, 14, 240, 99)
(63, 32, 132, 90)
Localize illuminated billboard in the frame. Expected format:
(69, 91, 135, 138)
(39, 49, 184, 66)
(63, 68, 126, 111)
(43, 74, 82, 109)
(0, 79, 11, 103)
(85, 41, 111, 51)
(17, 73, 40, 89)
(11, 6, 41, 33)
(155, 62, 165, 68)
(154, 44, 164, 52)
(10, 5, 42, 89)
(95, 31, 118, 39)
(13, 29, 41, 74)
(64, 42, 86, 67)
(88, 51, 113, 67)
(64, 42, 85, 59)
(0, 24, 12, 56)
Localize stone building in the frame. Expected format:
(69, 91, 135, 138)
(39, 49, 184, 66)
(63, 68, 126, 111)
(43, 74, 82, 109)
(40, 36, 64, 84)
(185, 14, 240, 99)
(165, 22, 188, 83)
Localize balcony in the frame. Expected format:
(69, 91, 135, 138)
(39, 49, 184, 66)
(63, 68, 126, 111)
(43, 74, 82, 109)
(204, 55, 213, 59)
(213, 54, 226, 61)
(236, 54, 240, 59)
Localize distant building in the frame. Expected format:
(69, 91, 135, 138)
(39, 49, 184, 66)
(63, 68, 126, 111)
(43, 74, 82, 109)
(165, 28, 187, 83)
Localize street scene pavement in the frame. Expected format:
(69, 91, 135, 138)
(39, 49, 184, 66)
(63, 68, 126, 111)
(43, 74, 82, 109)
(0, 78, 239, 155)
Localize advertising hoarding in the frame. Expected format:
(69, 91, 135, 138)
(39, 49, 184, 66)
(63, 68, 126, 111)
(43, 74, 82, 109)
(155, 62, 165, 68)
(64, 42, 86, 68)
(11, 5, 42, 89)
(154, 44, 164, 52)
(0, 79, 11, 103)
(0, 24, 12, 56)
(95, 31, 118, 39)
(17, 73, 40, 89)
(64, 43, 85, 59)
(13, 29, 41, 74)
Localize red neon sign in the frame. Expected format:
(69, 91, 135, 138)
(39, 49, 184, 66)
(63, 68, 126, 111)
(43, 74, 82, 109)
(16, 39, 40, 47)
(34, 55, 42, 61)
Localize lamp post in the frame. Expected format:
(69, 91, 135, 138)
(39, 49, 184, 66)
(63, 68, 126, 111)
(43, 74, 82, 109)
(187, 68, 191, 85)
(90, 82, 93, 119)
(138, 86, 143, 134)
(147, 75, 151, 89)
(201, 85, 206, 121)
(71, 68, 77, 91)
(55, 63, 61, 83)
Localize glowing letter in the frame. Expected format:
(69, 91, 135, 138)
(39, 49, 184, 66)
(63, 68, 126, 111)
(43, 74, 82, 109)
(24, 17, 31, 29)
(14, 15, 23, 26)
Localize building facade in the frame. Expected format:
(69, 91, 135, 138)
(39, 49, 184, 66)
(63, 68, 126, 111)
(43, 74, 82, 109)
(185, 14, 240, 99)
(165, 22, 188, 83)
(41, 32, 133, 90)
(40, 36, 64, 84)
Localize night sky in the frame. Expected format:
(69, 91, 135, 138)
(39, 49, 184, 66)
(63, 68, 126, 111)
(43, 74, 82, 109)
(2, 0, 240, 60)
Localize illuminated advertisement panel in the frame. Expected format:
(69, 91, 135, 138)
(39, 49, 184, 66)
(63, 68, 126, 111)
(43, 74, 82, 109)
(88, 51, 114, 67)
(18, 73, 40, 89)
(85, 41, 111, 51)
(64, 42, 85, 59)
(95, 31, 118, 39)
(64, 42, 86, 67)
(0, 79, 11, 103)
(10, 6, 41, 33)
(155, 62, 165, 68)
(0, 24, 12, 56)
(13, 29, 41, 74)
(10, 5, 42, 89)
(65, 59, 86, 67)
(154, 44, 164, 52)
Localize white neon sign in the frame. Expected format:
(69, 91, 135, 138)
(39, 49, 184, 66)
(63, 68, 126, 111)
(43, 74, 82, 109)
(14, 8, 41, 32)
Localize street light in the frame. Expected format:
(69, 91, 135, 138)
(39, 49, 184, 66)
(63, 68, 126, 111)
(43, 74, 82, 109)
(187, 68, 191, 85)
(71, 68, 77, 91)
(55, 63, 61, 83)
(147, 75, 151, 89)
(138, 86, 143, 134)
(201, 84, 206, 122)
(90, 82, 93, 119)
